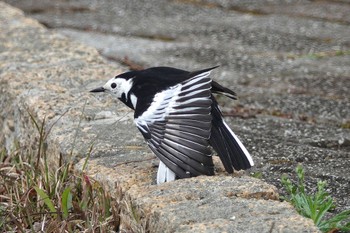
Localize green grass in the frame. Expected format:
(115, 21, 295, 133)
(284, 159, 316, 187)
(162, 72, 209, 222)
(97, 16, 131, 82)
(0, 113, 120, 232)
(281, 164, 350, 233)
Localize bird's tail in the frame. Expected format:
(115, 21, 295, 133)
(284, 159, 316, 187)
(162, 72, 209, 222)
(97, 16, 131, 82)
(209, 98, 254, 173)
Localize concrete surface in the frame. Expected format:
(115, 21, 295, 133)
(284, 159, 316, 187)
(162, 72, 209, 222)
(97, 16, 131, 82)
(3, 0, 349, 213)
(0, 1, 324, 232)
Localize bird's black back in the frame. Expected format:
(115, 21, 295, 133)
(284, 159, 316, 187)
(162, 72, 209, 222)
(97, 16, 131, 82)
(120, 67, 217, 118)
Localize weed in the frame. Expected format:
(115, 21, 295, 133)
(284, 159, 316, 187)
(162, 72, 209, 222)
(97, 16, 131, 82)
(0, 111, 120, 232)
(281, 164, 350, 232)
(250, 171, 263, 179)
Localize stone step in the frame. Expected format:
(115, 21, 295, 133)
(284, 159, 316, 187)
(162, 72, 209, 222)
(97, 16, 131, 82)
(0, 2, 320, 232)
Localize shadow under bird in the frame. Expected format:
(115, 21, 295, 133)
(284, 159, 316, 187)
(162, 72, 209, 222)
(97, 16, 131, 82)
(90, 66, 254, 184)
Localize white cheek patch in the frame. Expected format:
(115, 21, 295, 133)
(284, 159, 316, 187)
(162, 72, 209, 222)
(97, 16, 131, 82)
(103, 78, 134, 99)
(121, 79, 133, 93)
(130, 94, 137, 108)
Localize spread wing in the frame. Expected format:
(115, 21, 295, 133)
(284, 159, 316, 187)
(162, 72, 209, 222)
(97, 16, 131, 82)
(134, 70, 215, 179)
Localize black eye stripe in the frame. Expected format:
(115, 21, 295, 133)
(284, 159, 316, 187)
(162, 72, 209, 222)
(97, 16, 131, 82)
(111, 83, 117, 88)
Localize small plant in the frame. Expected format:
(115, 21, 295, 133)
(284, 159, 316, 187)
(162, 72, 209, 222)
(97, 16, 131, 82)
(0, 111, 120, 232)
(250, 171, 263, 179)
(281, 164, 350, 232)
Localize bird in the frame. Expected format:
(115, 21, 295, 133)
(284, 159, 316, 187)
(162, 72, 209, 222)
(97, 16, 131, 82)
(90, 66, 254, 184)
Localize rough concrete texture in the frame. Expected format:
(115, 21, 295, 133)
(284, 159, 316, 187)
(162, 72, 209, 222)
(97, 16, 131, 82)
(4, 0, 349, 214)
(0, 2, 321, 233)
(75, 159, 318, 233)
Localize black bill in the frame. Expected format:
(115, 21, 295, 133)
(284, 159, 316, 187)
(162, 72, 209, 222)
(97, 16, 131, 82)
(90, 87, 105, 93)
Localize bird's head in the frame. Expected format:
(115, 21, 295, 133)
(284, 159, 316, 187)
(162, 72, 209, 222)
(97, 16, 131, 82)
(90, 76, 133, 99)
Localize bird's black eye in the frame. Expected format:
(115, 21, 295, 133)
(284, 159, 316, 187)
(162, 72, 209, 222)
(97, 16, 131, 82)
(111, 83, 117, 89)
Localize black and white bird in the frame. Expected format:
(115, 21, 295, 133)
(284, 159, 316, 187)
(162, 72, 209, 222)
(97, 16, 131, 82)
(90, 66, 254, 184)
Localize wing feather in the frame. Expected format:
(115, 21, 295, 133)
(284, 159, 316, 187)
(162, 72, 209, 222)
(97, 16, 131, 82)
(164, 134, 211, 157)
(158, 143, 211, 175)
(165, 124, 209, 138)
(135, 70, 215, 180)
(169, 107, 210, 115)
(164, 128, 208, 145)
(167, 114, 211, 122)
(148, 144, 190, 178)
(167, 118, 211, 128)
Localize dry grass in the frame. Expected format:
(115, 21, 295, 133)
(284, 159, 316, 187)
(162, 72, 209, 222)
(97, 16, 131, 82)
(0, 114, 120, 232)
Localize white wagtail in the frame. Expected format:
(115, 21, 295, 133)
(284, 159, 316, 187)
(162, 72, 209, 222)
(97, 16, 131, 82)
(90, 66, 254, 184)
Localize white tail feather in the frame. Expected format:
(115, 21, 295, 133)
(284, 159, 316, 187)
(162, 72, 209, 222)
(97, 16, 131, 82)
(157, 161, 176, 184)
(222, 120, 254, 166)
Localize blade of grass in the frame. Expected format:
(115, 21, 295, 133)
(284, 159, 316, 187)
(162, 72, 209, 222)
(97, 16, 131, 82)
(34, 187, 57, 218)
(281, 165, 350, 232)
(61, 187, 72, 219)
(319, 209, 350, 232)
(27, 111, 45, 169)
(82, 144, 94, 172)
(69, 99, 88, 159)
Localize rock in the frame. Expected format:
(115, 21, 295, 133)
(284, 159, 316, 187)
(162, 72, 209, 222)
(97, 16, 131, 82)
(75, 158, 319, 233)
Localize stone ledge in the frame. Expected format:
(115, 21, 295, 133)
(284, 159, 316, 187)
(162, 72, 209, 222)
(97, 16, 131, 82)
(0, 2, 320, 232)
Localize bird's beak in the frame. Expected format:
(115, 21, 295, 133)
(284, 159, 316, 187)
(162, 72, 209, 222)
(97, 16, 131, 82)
(90, 87, 105, 93)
